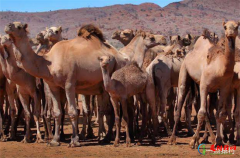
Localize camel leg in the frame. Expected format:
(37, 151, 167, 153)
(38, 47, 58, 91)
(185, 90, 195, 136)
(127, 97, 135, 142)
(6, 82, 17, 140)
(87, 95, 94, 139)
(60, 97, 66, 141)
(0, 87, 5, 141)
(48, 85, 62, 147)
(189, 83, 208, 149)
(120, 98, 131, 147)
(229, 90, 236, 144)
(234, 88, 240, 146)
(65, 84, 80, 147)
(169, 63, 191, 145)
(137, 94, 147, 145)
(18, 92, 31, 143)
(80, 94, 88, 140)
(146, 78, 158, 144)
(110, 97, 120, 147)
(166, 88, 176, 129)
(33, 91, 44, 143)
(215, 86, 230, 146)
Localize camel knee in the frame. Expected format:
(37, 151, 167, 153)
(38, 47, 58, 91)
(68, 108, 78, 119)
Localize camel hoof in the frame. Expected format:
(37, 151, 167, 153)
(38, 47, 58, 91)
(223, 136, 228, 144)
(168, 136, 177, 145)
(187, 131, 195, 137)
(114, 143, 119, 147)
(201, 138, 210, 144)
(48, 140, 60, 147)
(99, 138, 111, 145)
(229, 134, 235, 144)
(68, 141, 81, 148)
(35, 138, 45, 143)
(21, 137, 31, 143)
(86, 132, 95, 139)
(137, 142, 142, 146)
(235, 140, 240, 146)
(126, 143, 131, 147)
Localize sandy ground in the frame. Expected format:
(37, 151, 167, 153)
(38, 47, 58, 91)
(0, 114, 240, 158)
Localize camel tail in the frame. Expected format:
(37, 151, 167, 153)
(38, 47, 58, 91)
(81, 95, 88, 114)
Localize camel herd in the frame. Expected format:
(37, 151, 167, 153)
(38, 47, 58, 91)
(0, 20, 239, 149)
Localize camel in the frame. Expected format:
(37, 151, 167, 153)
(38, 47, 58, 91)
(146, 42, 187, 136)
(36, 26, 63, 55)
(5, 22, 127, 147)
(35, 30, 49, 55)
(99, 31, 161, 146)
(168, 21, 239, 148)
(0, 34, 43, 143)
(112, 29, 135, 46)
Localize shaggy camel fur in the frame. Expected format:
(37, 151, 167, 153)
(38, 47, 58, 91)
(0, 35, 43, 143)
(169, 21, 239, 148)
(99, 32, 161, 146)
(5, 22, 126, 147)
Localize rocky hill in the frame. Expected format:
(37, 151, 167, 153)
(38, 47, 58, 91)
(0, 0, 239, 48)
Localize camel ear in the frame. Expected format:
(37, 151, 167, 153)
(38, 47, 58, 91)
(188, 34, 192, 40)
(2, 48, 9, 59)
(222, 21, 226, 26)
(23, 23, 28, 30)
(177, 35, 181, 40)
(97, 56, 102, 61)
(46, 27, 49, 31)
(238, 21, 240, 27)
(58, 26, 62, 33)
(169, 36, 172, 41)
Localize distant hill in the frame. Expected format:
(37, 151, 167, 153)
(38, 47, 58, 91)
(0, 0, 239, 48)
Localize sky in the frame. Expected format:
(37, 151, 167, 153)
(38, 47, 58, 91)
(0, 0, 181, 12)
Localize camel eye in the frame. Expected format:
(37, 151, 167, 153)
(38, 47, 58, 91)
(55, 31, 58, 34)
(224, 26, 227, 30)
(17, 26, 21, 30)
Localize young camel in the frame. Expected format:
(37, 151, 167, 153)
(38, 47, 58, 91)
(5, 22, 126, 147)
(0, 35, 43, 143)
(99, 32, 160, 147)
(169, 21, 239, 148)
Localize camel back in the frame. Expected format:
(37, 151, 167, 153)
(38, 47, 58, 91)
(77, 24, 105, 42)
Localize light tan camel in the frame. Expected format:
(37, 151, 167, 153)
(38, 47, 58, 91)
(35, 30, 49, 55)
(169, 21, 239, 148)
(112, 29, 135, 46)
(44, 26, 63, 45)
(0, 35, 43, 143)
(5, 22, 126, 147)
(99, 32, 161, 147)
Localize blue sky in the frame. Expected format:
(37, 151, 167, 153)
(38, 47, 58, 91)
(0, 0, 181, 12)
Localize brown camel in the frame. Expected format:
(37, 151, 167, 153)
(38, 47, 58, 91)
(168, 21, 239, 148)
(5, 22, 126, 147)
(0, 34, 43, 143)
(35, 30, 49, 55)
(99, 31, 160, 146)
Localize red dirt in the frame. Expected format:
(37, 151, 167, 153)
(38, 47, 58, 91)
(1, 115, 240, 158)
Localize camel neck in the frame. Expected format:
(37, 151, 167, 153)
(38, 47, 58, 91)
(225, 36, 235, 63)
(131, 37, 147, 68)
(101, 67, 112, 92)
(12, 35, 51, 79)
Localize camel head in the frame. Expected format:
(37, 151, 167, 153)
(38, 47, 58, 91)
(170, 35, 181, 45)
(98, 56, 110, 69)
(0, 35, 12, 47)
(44, 26, 62, 41)
(135, 31, 160, 49)
(0, 34, 12, 59)
(120, 29, 135, 42)
(223, 21, 240, 39)
(112, 30, 121, 39)
(154, 35, 167, 45)
(36, 30, 46, 44)
(4, 22, 28, 41)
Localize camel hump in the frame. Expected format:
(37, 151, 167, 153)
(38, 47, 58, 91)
(77, 24, 105, 42)
(207, 45, 224, 64)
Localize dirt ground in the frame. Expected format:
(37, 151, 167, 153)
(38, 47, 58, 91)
(0, 114, 240, 158)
